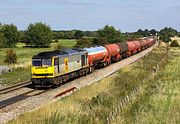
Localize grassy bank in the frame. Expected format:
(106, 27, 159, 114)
(0, 67, 31, 85)
(119, 47, 180, 123)
(8, 42, 173, 124)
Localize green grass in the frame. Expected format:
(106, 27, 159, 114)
(0, 67, 31, 85)
(0, 39, 76, 65)
(0, 39, 76, 85)
(52, 39, 77, 48)
(8, 42, 173, 124)
(121, 48, 180, 124)
(0, 47, 53, 66)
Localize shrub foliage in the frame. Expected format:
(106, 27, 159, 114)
(24, 22, 52, 48)
(170, 40, 180, 47)
(4, 49, 17, 64)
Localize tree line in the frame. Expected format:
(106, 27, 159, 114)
(0, 22, 179, 48)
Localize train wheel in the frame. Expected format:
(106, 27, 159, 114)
(52, 84, 58, 88)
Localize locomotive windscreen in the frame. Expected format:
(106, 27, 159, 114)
(32, 58, 52, 67)
(32, 59, 42, 66)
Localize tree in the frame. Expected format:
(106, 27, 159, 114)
(25, 22, 52, 47)
(0, 31, 6, 48)
(0, 23, 2, 29)
(137, 29, 143, 34)
(93, 37, 108, 45)
(4, 49, 17, 64)
(178, 32, 180, 37)
(64, 31, 75, 39)
(160, 27, 177, 37)
(97, 25, 122, 44)
(74, 30, 83, 39)
(75, 38, 93, 48)
(159, 35, 171, 43)
(159, 27, 177, 43)
(1, 24, 20, 48)
(18, 30, 26, 43)
(58, 32, 65, 39)
(150, 29, 157, 36)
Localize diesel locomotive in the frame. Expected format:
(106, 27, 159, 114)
(31, 37, 156, 87)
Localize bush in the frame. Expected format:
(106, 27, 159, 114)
(54, 39, 59, 43)
(54, 44, 65, 49)
(75, 38, 93, 48)
(170, 40, 180, 47)
(4, 49, 17, 64)
(159, 35, 171, 43)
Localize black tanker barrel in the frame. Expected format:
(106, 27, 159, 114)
(116, 42, 128, 53)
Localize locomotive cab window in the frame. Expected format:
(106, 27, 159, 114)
(32, 59, 42, 66)
(42, 58, 52, 67)
(54, 58, 59, 66)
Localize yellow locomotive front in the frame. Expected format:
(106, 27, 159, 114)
(31, 57, 55, 86)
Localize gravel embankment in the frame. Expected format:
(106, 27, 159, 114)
(0, 43, 158, 124)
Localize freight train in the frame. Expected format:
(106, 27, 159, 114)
(31, 37, 156, 87)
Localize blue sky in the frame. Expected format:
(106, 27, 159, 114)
(0, 0, 180, 32)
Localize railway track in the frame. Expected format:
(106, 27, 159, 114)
(0, 88, 52, 109)
(0, 80, 53, 110)
(0, 81, 31, 94)
(0, 42, 158, 124)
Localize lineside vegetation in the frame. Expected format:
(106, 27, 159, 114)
(9, 42, 179, 124)
(118, 47, 180, 123)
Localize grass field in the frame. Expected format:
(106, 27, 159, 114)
(120, 47, 180, 123)
(0, 39, 76, 85)
(52, 39, 77, 48)
(8, 42, 178, 124)
(0, 39, 76, 66)
(0, 67, 31, 85)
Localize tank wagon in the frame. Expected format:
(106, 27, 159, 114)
(84, 46, 108, 69)
(126, 41, 136, 56)
(139, 39, 147, 50)
(116, 42, 128, 58)
(31, 37, 156, 87)
(133, 41, 141, 52)
(105, 44, 121, 62)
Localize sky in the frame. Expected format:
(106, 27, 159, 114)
(0, 0, 180, 32)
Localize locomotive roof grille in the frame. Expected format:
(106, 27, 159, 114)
(32, 48, 87, 59)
